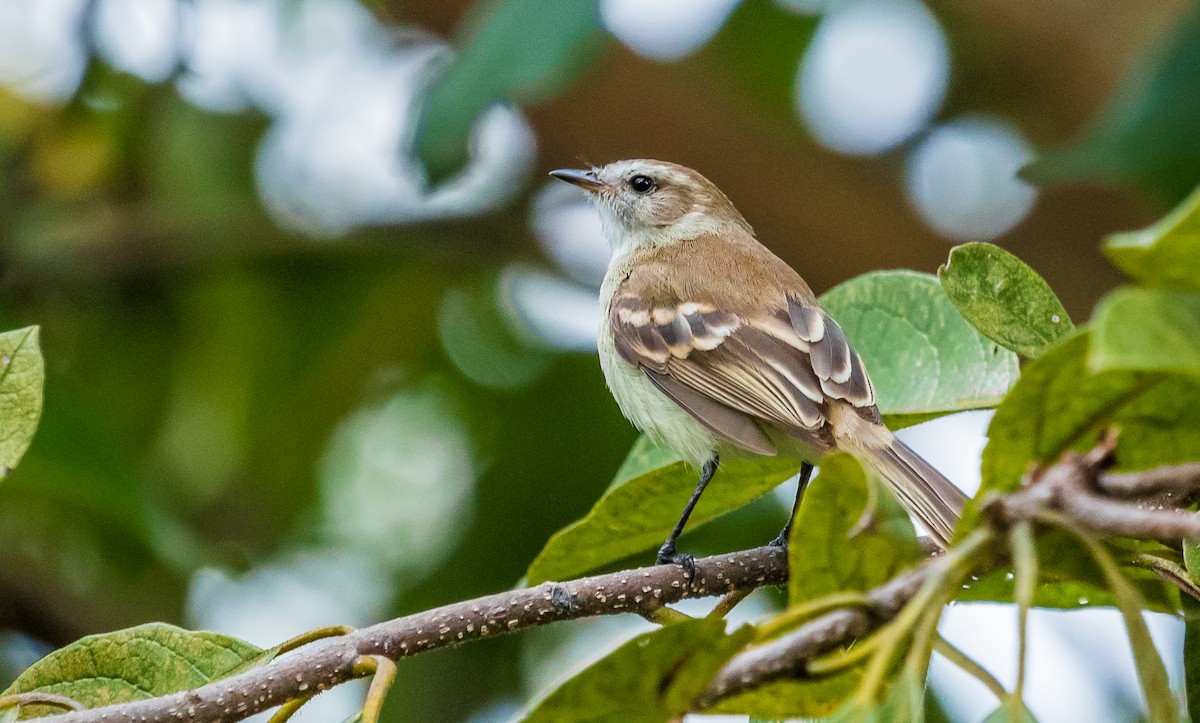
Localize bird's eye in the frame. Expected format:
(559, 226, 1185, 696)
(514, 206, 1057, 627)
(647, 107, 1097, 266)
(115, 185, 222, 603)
(628, 175, 655, 194)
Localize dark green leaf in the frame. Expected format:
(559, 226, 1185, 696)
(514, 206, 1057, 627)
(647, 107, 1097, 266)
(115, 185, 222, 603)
(979, 333, 1200, 498)
(820, 270, 1019, 428)
(526, 436, 800, 584)
(416, 0, 603, 181)
(1091, 287, 1200, 376)
(523, 618, 749, 723)
(1022, 6, 1200, 205)
(1105, 184, 1200, 292)
(937, 243, 1073, 358)
(0, 326, 43, 480)
(2, 623, 265, 717)
(789, 453, 922, 604)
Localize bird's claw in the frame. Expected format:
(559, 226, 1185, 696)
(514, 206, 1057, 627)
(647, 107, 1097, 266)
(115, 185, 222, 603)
(656, 544, 696, 581)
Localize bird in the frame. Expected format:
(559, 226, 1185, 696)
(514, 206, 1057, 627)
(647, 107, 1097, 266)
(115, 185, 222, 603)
(550, 159, 967, 575)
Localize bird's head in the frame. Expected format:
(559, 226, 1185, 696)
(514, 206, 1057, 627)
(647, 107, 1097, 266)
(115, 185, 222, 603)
(550, 159, 751, 254)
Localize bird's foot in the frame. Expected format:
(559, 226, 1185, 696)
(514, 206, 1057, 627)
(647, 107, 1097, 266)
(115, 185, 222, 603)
(656, 543, 695, 581)
(768, 530, 789, 548)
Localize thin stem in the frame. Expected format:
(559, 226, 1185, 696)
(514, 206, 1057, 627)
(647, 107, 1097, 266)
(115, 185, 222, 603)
(857, 528, 994, 704)
(354, 656, 397, 723)
(753, 591, 875, 641)
(933, 636, 1007, 701)
(0, 693, 85, 713)
(274, 625, 355, 656)
(267, 697, 312, 723)
(708, 589, 753, 619)
(805, 631, 885, 676)
(643, 606, 694, 625)
(1010, 521, 1038, 707)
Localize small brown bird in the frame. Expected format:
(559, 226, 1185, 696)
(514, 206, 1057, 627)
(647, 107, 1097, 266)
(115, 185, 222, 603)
(551, 159, 967, 573)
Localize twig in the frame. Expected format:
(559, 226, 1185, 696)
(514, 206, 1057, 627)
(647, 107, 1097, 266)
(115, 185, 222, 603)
(1098, 462, 1200, 498)
(32, 546, 787, 723)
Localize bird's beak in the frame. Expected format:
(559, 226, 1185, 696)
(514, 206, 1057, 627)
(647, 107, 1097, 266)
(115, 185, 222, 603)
(549, 168, 604, 193)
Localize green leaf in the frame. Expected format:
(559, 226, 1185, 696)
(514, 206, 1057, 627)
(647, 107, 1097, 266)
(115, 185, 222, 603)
(819, 270, 1019, 427)
(1022, 6, 1200, 205)
(979, 333, 1200, 498)
(789, 453, 922, 604)
(523, 618, 749, 723)
(1091, 287, 1200, 376)
(526, 436, 800, 584)
(0, 326, 44, 480)
(1105, 183, 1200, 292)
(937, 243, 1073, 358)
(2, 623, 265, 716)
(714, 677, 860, 719)
(1185, 540, 1200, 582)
(416, 0, 603, 182)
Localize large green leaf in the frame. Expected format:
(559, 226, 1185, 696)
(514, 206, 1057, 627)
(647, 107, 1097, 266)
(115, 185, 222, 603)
(523, 618, 749, 723)
(820, 270, 1019, 428)
(0, 326, 43, 480)
(416, 0, 604, 182)
(980, 333, 1200, 498)
(2, 623, 265, 717)
(1091, 287, 1200, 375)
(1022, 6, 1200, 205)
(526, 436, 800, 584)
(1105, 183, 1200, 292)
(789, 453, 922, 604)
(937, 243, 1073, 358)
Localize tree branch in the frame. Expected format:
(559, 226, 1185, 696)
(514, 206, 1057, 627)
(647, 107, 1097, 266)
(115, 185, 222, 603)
(35, 547, 788, 723)
(26, 448, 1200, 723)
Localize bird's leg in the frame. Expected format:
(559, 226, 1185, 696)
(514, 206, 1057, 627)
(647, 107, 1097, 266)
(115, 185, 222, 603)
(770, 462, 815, 547)
(656, 456, 719, 579)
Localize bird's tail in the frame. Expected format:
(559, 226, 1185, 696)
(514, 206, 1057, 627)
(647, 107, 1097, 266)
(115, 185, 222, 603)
(828, 407, 966, 548)
(861, 438, 966, 548)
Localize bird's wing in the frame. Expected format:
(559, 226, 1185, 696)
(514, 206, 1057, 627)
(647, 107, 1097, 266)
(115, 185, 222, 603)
(609, 291, 877, 454)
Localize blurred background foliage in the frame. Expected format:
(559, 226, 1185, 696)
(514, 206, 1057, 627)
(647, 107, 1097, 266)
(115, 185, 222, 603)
(0, 0, 1198, 720)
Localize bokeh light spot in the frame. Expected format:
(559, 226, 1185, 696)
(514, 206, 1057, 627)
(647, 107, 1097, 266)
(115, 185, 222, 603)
(797, 0, 949, 156)
(906, 115, 1038, 241)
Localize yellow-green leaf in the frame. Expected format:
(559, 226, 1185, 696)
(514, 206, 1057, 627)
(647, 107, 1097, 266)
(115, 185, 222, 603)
(1105, 182, 1200, 292)
(1091, 287, 1200, 376)
(0, 326, 44, 481)
(789, 453, 922, 604)
(2, 623, 266, 717)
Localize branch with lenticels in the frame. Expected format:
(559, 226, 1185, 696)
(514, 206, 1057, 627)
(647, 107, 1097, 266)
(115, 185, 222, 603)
(30, 440, 1200, 723)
